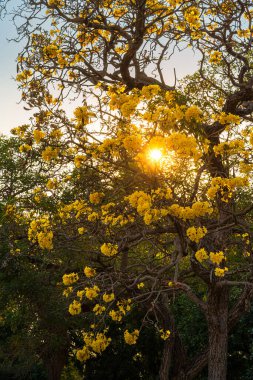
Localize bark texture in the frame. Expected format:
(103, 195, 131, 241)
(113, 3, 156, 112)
(207, 285, 229, 380)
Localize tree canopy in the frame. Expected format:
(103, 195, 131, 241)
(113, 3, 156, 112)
(1, 0, 253, 379)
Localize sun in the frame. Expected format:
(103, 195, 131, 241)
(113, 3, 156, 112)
(148, 148, 163, 162)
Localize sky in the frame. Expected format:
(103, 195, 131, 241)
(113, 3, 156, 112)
(0, 10, 199, 135)
(0, 14, 33, 135)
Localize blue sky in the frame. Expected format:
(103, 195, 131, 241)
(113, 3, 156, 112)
(0, 12, 198, 135)
(0, 14, 32, 135)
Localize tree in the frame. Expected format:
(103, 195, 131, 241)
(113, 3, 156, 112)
(0, 136, 89, 380)
(1, 0, 253, 379)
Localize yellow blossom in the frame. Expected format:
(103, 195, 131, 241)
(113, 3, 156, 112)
(160, 329, 171, 340)
(77, 290, 85, 299)
(37, 230, 53, 250)
(93, 304, 106, 315)
(74, 155, 86, 168)
(73, 106, 92, 127)
(83, 331, 111, 354)
(102, 293, 115, 303)
(185, 105, 202, 122)
(195, 248, 209, 263)
(84, 266, 96, 278)
(89, 192, 104, 204)
(186, 226, 207, 243)
(69, 300, 81, 315)
(33, 129, 45, 143)
(85, 285, 100, 300)
(41, 146, 58, 161)
(210, 251, 225, 265)
(141, 85, 161, 99)
(100, 243, 118, 257)
(62, 272, 79, 286)
(78, 227, 85, 235)
(109, 309, 123, 321)
(214, 267, 228, 277)
(46, 178, 58, 190)
(76, 346, 91, 362)
(124, 329, 139, 345)
(19, 144, 32, 153)
(209, 51, 222, 64)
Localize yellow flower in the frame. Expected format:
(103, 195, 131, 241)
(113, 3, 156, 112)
(62, 286, 73, 297)
(124, 329, 139, 345)
(210, 251, 225, 265)
(93, 304, 106, 315)
(84, 266, 96, 278)
(77, 290, 85, 299)
(83, 331, 111, 354)
(69, 300, 81, 315)
(87, 212, 99, 222)
(137, 282, 144, 289)
(73, 106, 92, 127)
(37, 230, 53, 250)
(160, 329, 171, 340)
(195, 248, 209, 263)
(76, 346, 91, 362)
(62, 272, 79, 286)
(85, 285, 100, 300)
(237, 29, 250, 38)
(74, 155, 86, 168)
(186, 226, 207, 243)
(214, 267, 228, 277)
(102, 293, 115, 303)
(141, 85, 161, 99)
(78, 227, 85, 235)
(100, 243, 118, 257)
(185, 105, 202, 122)
(33, 129, 45, 143)
(43, 44, 59, 59)
(109, 309, 123, 321)
(46, 178, 58, 190)
(89, 192, 104, 204)
(209, 51, 222, 64)
(41, 146, 58, 161)
(19, 144, 32, 153)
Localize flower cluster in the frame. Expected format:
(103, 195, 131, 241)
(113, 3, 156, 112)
(209, 51, 222, 64)
(210, 251, 225, 265)
(76, 331, 111, 362)
(186, 226, 207, 243)
(69, 300, 82, 315)
(84, 266, 96, 278)
(109, 299, 131, 322)
(89, 192, 104, 205)
(124, 329, 139, 345)
(85, 285, 100, 300)
(62, 272, 79, 286)
(100, 243, 118, 257)
(195, 248, 209, 263)
(28, 217, 54, 250)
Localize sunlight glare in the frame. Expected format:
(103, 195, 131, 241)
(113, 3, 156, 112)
(148, 148, 163, 162)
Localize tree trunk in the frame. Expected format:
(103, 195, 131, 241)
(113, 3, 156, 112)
(207, 285, 229, 380)
(42, 347, 68, 380)
(159, 337, 174, 380)
(157, 294, 175, 380)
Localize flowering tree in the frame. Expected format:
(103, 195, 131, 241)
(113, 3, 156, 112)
(2, 0, 253, 379)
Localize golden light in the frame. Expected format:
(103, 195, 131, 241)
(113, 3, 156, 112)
(148, 148, 163, 162)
